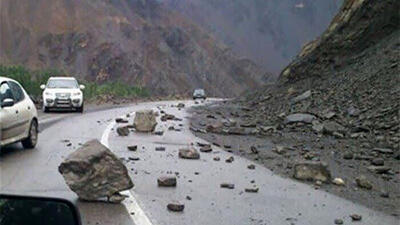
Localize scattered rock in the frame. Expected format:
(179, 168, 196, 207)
(343, 151, 354, 160)
(197, 142, 211, 147)
(371, 158, 384, 166)
(367, 166, 390, 174)
(157, 176, 177, 187)
(332, 178, 345, 186)
(177, 103, 185, 108)
(116, 118, 128, 123)
(133, 110, 157, 132)
(225, 156, 234, 163)
(285, 113, 316, 124)
(355, 175, 372, 189)
(155, 147, 166, 151)
(127, 145, 137, 151)
(322, 121, 346, 135)
(186, 196, 192, 200)
(274, 145, 286, 155)
(334, 218, 344, 224)
(350, 214, 362, 221)
(312, 120, 324, 133)
(250, 146, 259, 154)
(154, 130, 164, 136)
(58, 140, 134, 201)
(167, 202, 184, 212)
(245, 187, 259, 193)
(117, 126, 130, 136)
(380, 191, 389, 198)
(293, 162, 331, 183)
(128, 157, 140, 161)
(247, 164, 256, 170)
(213, 157, 221, 161)
(200, 146, 213, 152)
(179, 148, 200, 159)
(220, 183, 235, 189)
(372, 148, 393, 154)
(291, 90, 311, 103)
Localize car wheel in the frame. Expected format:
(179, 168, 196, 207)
(21, 120, 38, 149)
(77, 104, 84, 113)
(43, 106, 49, 113)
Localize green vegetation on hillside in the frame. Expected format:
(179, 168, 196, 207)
(0, 65, 149, 99)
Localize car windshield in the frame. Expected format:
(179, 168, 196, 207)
(194, 89, 204, 95)
(47, 80, 78, 89)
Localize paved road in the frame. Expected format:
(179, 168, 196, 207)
(0, 100, 398, 225)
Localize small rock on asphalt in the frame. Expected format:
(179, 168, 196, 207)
(334, 218, 344, 224)
(117, 126, 130, 136)
(167, 203, 184, 212)
(157, 176, 177, 187)
(247, 164, 256, 170)
(127, 145, 137, 151)
(179, 148, 200, 160)
(220, 183, 235, 189)
(225, 156, 234, 163)
(245, 187, 259, 193)
(350, 214, 362, 221)
(155, 147, 166, 151)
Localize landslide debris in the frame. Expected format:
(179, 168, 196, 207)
(189, 0, 400, 215)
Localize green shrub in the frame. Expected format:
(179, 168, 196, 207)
(0, 65, 149, 99)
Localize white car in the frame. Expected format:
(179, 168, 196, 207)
(193, 89, 206, 100)
(0, 77, 39, 149)
(41, 77, 85, 113)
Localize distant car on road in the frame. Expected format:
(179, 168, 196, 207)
(193, 89, 206, 100)
(0, 77, 38, 149)
(41, 77, 85, 113)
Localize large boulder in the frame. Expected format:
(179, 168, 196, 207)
(58, 140, 134, 202)
(133, 110, 158, 132)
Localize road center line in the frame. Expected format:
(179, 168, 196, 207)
(101, 113, 154, 225)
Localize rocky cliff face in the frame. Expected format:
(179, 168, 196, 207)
(164, 0, 343, 74)
(280, 0, 400, 83)
(0, 0, 267, 97)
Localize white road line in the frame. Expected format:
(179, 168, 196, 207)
(101, 113, 154, 225)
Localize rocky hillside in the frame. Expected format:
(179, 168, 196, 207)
(189, 0, 400, 214)
(164, 0, 343, 74)
(0, 0, 267, 97)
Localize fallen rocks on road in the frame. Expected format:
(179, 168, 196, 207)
(247, 164, 256, 170)
(116, 118, 129, 123)
(293, 162, 332, 183)
(117, 126, 130, 136)
(179, 148, 200, 159)
(355, 175, 372, 189)
(133, 110, 158, 132)
(332, 178, 345, 186)
(245, 187, 259, 193)
(155, 146, 166, 151)
(350, 214, 362, 221)
(158, 176, 177, 187)
(58, 140, 134, 202)
(220, 183, 235, 189)
(225, 156, 234, 163)
(127, 145, 138, 151)
(200, 145, 213, 152)
(167, 202, 185, 212)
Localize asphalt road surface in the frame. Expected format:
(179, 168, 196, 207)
(0, 100, 398, 225)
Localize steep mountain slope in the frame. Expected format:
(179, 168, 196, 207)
(0, 0, 267, 97)
(190, 0, 400, 214)
(164, 0, 343, 74)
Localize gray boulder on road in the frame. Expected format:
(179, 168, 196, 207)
(58, 140, 134, 202)
(133, 110, 158, 132)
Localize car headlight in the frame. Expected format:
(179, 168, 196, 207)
(73, 92, 82, 96)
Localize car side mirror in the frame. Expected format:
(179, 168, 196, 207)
(1, 98, 15, 108)
(40, 84, 46, 90)
(0, 194, 82, 225)
(79, 85, 85, 90)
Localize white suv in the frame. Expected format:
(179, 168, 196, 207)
(41, 77, 85, 113)
(0, 77, 39, 149)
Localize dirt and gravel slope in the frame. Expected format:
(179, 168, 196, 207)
(190, 0, 400, 216)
